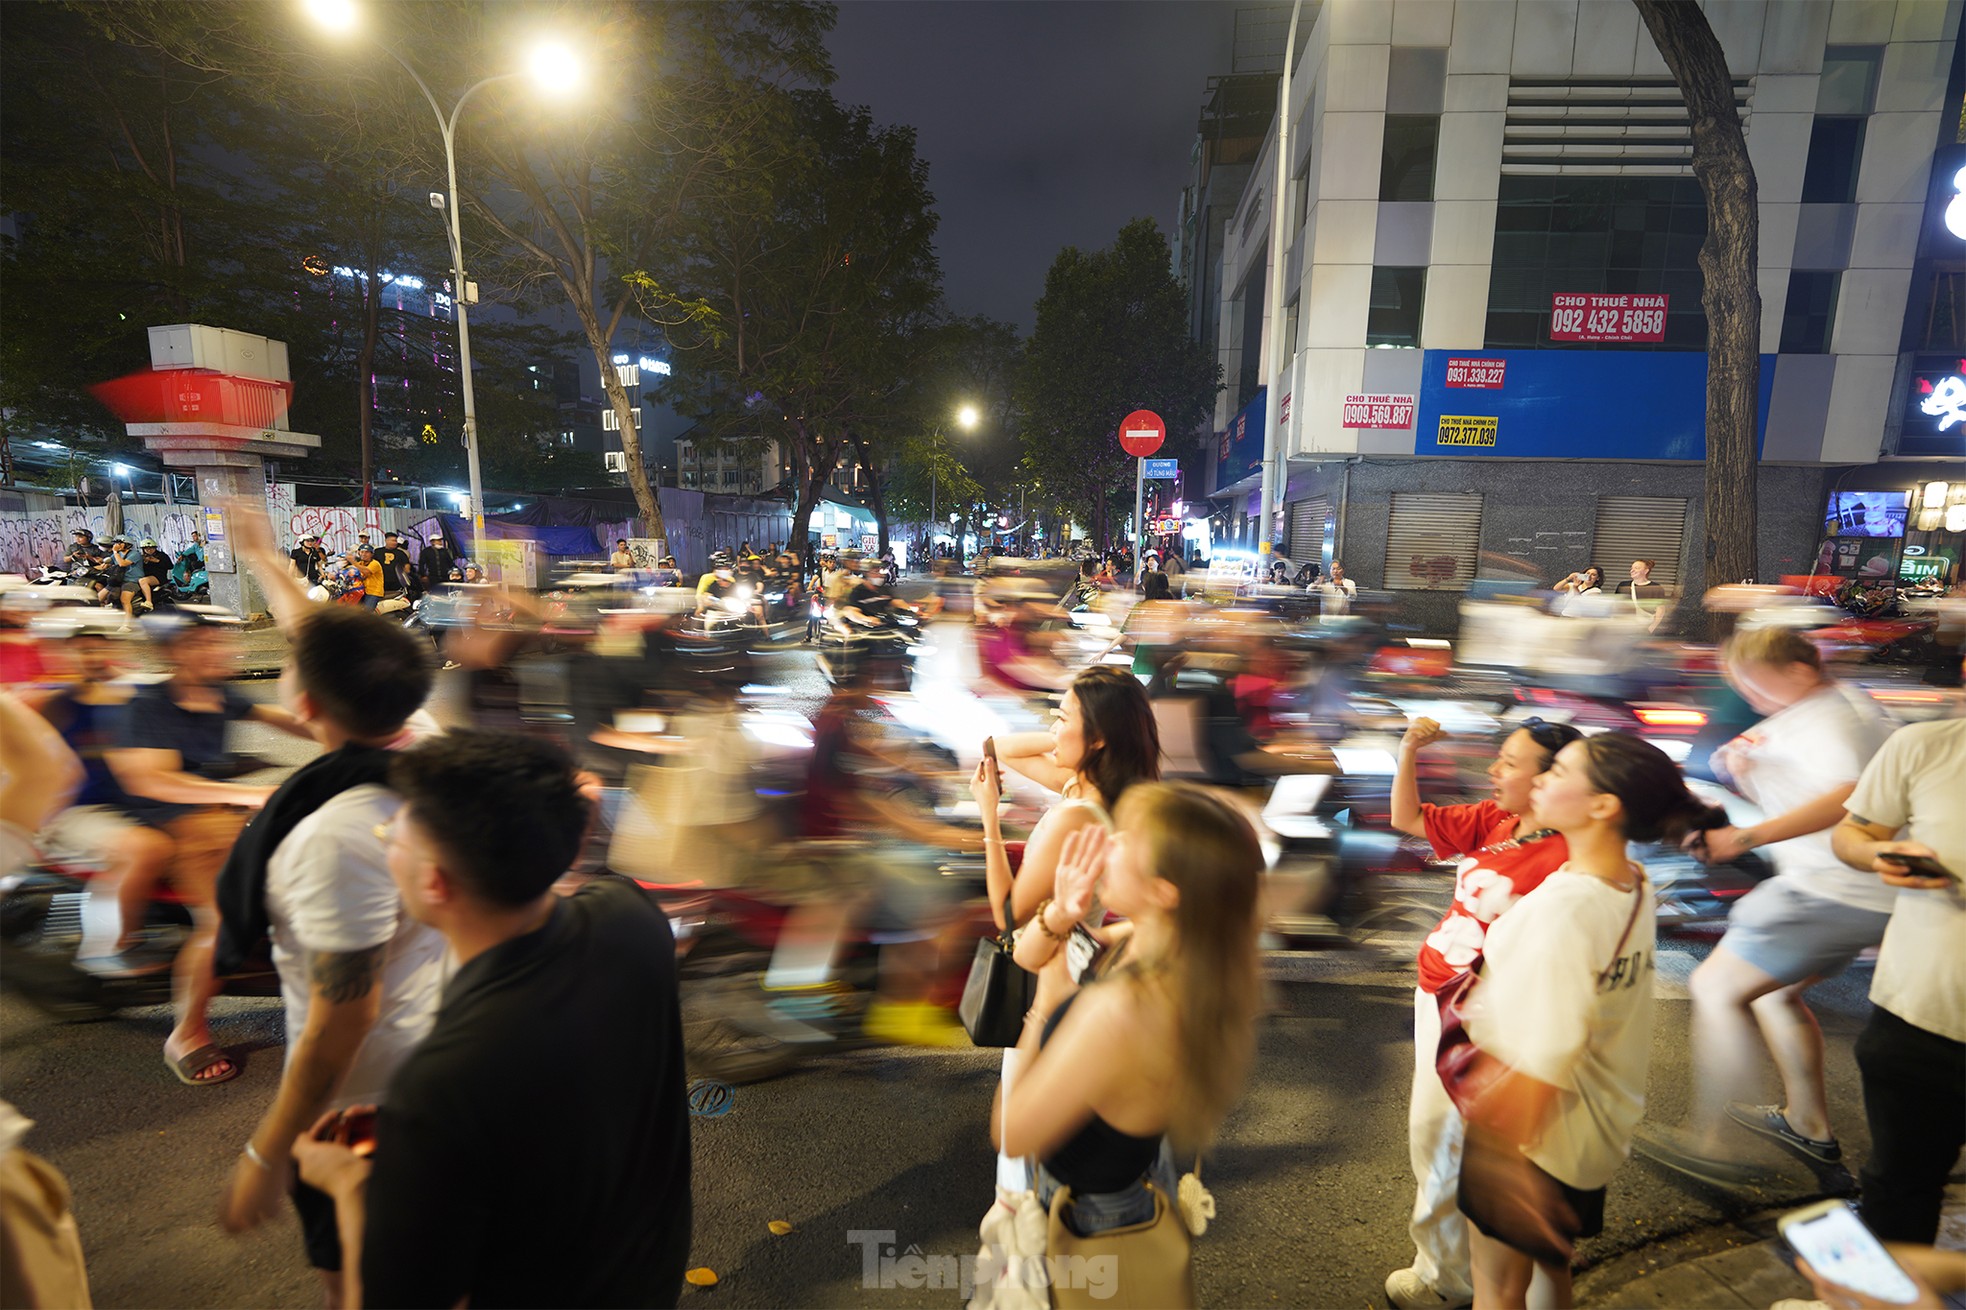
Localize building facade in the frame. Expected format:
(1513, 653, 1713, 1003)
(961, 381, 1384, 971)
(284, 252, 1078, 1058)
(1211, 0, 1966, 628)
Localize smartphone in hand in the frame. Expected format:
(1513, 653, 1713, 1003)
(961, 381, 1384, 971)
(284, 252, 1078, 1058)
(1779, 1199, 1921, 1305)
(982, 736, 1003, 794)
(1885, 852, 1957, 882)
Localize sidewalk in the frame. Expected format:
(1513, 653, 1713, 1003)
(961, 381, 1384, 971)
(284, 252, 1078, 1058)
(235, 619, 288, 677)
(1578, 1184, 1966, 1308)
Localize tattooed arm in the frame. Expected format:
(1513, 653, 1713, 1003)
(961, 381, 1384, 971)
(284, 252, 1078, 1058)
(223, 944, 387, 1233)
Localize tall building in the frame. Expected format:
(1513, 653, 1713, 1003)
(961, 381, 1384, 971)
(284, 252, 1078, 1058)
(1212, 0, 1966, 628)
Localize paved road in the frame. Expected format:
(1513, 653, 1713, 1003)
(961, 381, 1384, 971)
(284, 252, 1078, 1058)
(0, 634, 1882, 1308)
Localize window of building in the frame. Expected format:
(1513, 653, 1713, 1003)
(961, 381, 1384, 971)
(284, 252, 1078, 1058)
(1780, 270, 1841, 353)
(1380, 116, 1438, 203)
(1800, 117, 1865, 204)
(1485, 176, 1708, 350)
(722, 470, 737, 487)
(1367, 266, 1427, 347)
(1384, 492, 1482, 590)
(1592, 496, 1687, 589)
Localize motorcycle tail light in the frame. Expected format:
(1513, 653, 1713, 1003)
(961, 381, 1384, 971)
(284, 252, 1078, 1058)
(1633, 707, 1706, 728)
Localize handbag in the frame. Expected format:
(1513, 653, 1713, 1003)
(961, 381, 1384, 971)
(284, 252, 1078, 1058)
(960, 892, 1037, 1048)
(1435, 882, 1643, 1120)
(1045, 1180, 1194, 1310)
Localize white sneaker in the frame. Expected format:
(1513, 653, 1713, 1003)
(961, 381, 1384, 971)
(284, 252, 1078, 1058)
(1385, 1267, 1473, 1310)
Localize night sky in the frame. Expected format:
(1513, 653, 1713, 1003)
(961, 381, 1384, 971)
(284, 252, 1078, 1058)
(828, 1, 1240, 332)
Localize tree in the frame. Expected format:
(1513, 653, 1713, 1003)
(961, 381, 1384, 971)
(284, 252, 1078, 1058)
(1635, 0, 1760, 619)
(1018, 219, 1219, 546)
(652, 85, 943, 554)
(459, 1, 837, 547)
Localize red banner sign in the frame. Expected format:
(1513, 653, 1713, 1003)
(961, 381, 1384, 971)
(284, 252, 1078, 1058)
(1341, 393, 1416, 429)
(1444, 357, 1507, 389)
(1549, 293, 1668, 343)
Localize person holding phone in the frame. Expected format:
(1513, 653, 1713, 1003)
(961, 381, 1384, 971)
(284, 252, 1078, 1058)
(969, 666, 1161, 1191)
(1831, 717, 1966, 1246)
(1781, 1199, 1966, 1309)
(997, 783, 1264, 1301)
(1383, 714, 1582, 1310)
(1456, 734, 1724, 1310)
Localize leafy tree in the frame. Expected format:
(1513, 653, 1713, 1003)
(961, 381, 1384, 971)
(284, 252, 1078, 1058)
(1635, 0, 1759, 629)
(1018, 219, 1219, 546)
(651, 83, 943, 553)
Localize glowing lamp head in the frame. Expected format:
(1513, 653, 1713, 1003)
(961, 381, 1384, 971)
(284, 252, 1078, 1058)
(956, 405, 979, 431)
(303, 0, 361, 34)
(526, 42, 582, 96)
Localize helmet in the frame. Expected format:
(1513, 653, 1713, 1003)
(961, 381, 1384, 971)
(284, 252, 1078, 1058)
(111, 535, 131, 546)
(709, 551, 733, 568)
(29, 608, 128, 640)
(140, 538, 158, 548)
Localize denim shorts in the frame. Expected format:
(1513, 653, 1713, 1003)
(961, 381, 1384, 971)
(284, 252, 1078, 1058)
(1034, 1146, 1177, 1237)
(1722, 877, 1891, 985)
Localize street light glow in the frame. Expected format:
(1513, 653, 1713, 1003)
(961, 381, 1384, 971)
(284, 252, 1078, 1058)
(527, 41, 582, 95)
(302, 0, 360, 34)
(956, 405, 979, 431)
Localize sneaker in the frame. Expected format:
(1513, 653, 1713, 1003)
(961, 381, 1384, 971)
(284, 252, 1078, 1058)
(1632, 1127, 1779, 1189)
(1726, 1102, 1842, 1164)
(862, 999, 969, 1048)
(1384, 1268, 1472, 1310)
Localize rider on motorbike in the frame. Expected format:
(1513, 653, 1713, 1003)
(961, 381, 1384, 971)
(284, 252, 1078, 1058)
(835, 558, 918, 637)
(105, 608, 315, 1084)
(694, 552, 739, 617)
(121, 539, 173, 617)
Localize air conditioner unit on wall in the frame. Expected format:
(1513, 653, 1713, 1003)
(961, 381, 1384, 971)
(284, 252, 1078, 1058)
(604, 451, 627, 473)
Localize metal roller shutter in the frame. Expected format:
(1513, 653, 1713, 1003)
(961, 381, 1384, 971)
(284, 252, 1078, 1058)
(1384, 492, 1483, 590)
(1288, 496, 1328, 562)
(1592, 496, 1687, 587)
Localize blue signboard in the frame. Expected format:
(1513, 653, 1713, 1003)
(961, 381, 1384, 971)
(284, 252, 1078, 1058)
(1143, 458, 1179, 479)
(1214, 387, 1266, 489)
(1414, 351, 1776, 460)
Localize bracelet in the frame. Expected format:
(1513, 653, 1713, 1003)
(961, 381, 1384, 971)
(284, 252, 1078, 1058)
(984, 835, 1006, 846)
(243, 1140, 272, 1172)
(1033, 899, 1066, 941)
(1024, 1008, 1049, 1027)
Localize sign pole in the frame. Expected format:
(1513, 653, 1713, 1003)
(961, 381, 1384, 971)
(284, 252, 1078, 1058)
(1134, 457, 1146, 586)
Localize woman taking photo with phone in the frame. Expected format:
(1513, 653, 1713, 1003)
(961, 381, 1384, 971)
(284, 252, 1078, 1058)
(1384, 715, 1583, 1310)
(971, 666, 1160, 1192)
(1456, 733, 1724, 1309)
(996, 783, 1265, 1304)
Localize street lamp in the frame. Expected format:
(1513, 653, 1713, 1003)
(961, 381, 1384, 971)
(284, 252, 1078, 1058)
(302, 1, 584, 546)
(928, 403, 980, 553)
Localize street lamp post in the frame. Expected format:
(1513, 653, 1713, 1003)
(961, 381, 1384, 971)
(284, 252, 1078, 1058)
(303, 1, 578, 548)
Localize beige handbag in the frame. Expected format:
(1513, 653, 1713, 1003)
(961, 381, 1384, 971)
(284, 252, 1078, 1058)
(1044, 1180, 1194, 1310)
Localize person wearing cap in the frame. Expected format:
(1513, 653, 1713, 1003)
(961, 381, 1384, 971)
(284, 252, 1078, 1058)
(355, 548, 386, 610)
(63, 529, 103, 578)
(418, 533, 455, 593)
(120, 538, 174, 618)
(289, 536, 326, 587)
(106, 610, 314, 1085)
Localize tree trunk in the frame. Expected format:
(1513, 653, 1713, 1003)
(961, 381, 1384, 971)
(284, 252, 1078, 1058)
(572, 304, 667, 545)
(853, 432, 890, 553)
(1635, 0, 1761, 630)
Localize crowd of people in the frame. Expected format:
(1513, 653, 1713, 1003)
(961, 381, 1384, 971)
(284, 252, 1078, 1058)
(0, 508, 1961, 1310)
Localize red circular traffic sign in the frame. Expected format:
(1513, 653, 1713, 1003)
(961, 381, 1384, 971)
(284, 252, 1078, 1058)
(1118, 410, 1166, 458)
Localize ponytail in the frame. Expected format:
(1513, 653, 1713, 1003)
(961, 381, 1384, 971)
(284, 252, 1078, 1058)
(1578, 732, 1728, 845)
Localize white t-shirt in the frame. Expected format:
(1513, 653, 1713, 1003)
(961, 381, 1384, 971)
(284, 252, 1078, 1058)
(265, 784, 450, 1107)
(1723, 682, 1894, 911)
(1467, 867, 1656, 1190)
(1846, 719, 1966, 1044)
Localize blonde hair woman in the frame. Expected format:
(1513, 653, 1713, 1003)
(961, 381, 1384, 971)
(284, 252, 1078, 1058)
(996, 784, 1265, 1298)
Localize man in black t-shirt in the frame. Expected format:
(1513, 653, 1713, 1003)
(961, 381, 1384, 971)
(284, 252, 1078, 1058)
(375, 533, 413, 598)
(294, 732, 691, 1308)
(419, 534, 456, 593)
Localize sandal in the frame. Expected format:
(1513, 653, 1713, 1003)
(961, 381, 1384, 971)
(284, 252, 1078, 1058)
(165, 1043, 239, 1087)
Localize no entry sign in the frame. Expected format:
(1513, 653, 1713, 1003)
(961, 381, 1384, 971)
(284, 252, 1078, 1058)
(1118, 410, 1166, 458)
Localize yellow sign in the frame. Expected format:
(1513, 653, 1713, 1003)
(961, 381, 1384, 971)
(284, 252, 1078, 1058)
(420, 423, 439, 445)
(1437, 415, 1498, 448)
